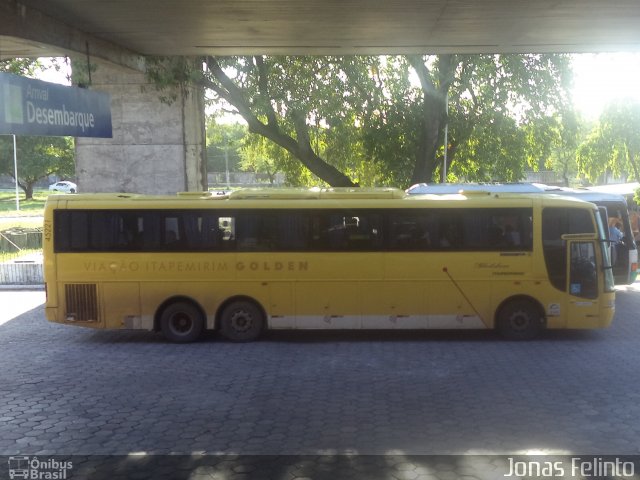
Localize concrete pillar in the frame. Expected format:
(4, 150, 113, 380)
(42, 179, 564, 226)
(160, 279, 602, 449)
(75, 61, 206, 194)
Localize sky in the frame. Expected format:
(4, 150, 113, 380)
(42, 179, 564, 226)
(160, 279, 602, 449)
(34, 53, 640, 122)
(570, 52, 640, 120)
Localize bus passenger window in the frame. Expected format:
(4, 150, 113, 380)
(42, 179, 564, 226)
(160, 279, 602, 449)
(439, 221, 462, 249)
(236, 215, 276, 251)
(218, 218, 235, 243)
(319, 213, 383, 251)
(277, 214, 309, 250)
(390, 214, 431, 251)
(162, 217, 182, 249)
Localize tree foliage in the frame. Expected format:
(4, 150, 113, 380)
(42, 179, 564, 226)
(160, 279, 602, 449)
(537, 108, 586, 186)
(384, 54, 571, 185)
(1, 58, 42, 76)
(2, 57, 69, 80)
(148, 56, 363, 186)
(0, 136, 75, 199)
(205, 119, 245, 172)
(577, 100, 640, 183)
(147, 54, 572, 188)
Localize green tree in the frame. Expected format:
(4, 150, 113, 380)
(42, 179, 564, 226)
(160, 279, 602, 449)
(0, 136, 75, 199)
(1, 58, 42, 76)
(2, 57, 69, 79)
(539, 109, 586, 186)
(357, 54, 572, 185)
(205, 119, 246, 172)
(148, 55, 571, 188)
(576, 100, 640, 183)
(239, 135, 307, 186)
(204, 56, 362, 186)
(148, 56, 368, 186)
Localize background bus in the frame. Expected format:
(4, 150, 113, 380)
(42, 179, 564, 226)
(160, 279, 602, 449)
(586, 183, 640, 243)
(407, 183, 638, 285)
(43, 188, 615, 342)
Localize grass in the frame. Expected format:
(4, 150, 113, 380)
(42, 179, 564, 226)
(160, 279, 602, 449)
(0, 248, 42, 263)
(0, 189, 52, 216)
(0, 189, 49, 232)
(0, 189, 51, 223)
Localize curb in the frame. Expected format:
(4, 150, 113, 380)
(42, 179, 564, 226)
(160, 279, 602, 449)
(0, 284, 45, 291)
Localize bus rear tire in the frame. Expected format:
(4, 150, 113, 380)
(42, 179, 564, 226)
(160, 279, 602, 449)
(219, 300, 265, 342)
(160, 301, 204, 343)
(496, 299, 544, 340)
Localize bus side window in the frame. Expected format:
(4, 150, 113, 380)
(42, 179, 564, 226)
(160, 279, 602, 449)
(346, 214, 384, 250)
(323, 213, 384, 251)
(390, 214, 431, 251)
(236, 214, 276, 251)
(463, 209, 531, 251)
(91, 211, 140, 250)
(218, 217, 235, 249)
(140, 213, 161, 250)
(277, 213, 309, 250)
(162, 216, 182, 249)
(327, 214, 347, 249)
(181, 212, 220, 250)
(439, 218, 462, 249)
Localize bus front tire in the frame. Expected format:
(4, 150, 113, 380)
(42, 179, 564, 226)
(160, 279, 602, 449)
(219, 300, 265, 342)
(160, 302, 204, 343)
(496, 299, 544, 340)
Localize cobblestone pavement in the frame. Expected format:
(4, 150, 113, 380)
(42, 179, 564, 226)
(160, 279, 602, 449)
(1, 286, 640, 478)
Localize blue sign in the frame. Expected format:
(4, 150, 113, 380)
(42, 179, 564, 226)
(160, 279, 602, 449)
(0, 72, 112, 138)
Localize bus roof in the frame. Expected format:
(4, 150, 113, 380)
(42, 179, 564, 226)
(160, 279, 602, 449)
(406, 182, 547, 194)
(406, 182, 629, 203)
(46, 188, 595, 210)
(585, 182, 640, 197)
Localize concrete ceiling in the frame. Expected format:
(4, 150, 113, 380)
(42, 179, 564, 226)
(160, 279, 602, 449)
(2, 0, 640, 65)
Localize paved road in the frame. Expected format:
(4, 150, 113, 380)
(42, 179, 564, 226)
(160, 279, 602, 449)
(1, 286, 639, 478)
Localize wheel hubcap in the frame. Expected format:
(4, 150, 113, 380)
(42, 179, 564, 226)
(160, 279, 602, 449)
(230, 310, 252, 332)
(510, 311, 530, 330)
(171, 313, 193, 333)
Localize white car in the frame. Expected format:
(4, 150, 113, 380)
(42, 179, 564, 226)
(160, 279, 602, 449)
(49, 181, 77, 193)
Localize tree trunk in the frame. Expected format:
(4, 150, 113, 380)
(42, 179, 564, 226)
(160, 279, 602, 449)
(245, 118, 356, 187)
(410, 94, 444, 185)
(407, 55, 452, 186)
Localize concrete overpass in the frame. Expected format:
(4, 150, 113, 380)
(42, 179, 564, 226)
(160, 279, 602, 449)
(2, 0, 640, 194)
(3, 0, 640, 61)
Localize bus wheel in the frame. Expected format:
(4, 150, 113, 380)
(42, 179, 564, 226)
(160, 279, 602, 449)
(160, 302, 204, 343)
(496, 299, 544, 340)
(219, 300, 265, 342)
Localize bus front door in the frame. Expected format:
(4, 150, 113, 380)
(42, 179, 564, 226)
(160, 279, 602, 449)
(565, 240, 601, 328)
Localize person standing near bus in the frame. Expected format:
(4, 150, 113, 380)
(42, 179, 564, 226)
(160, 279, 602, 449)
(629, 207, 640, 242)
(609, 222, 624, 265)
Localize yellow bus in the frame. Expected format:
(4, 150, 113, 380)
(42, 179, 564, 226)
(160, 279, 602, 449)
(43, 188, 615, 342)
(407, 182, 638, 285)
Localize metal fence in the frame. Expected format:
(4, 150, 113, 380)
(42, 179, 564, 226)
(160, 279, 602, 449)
(0, 228, 44, 285)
